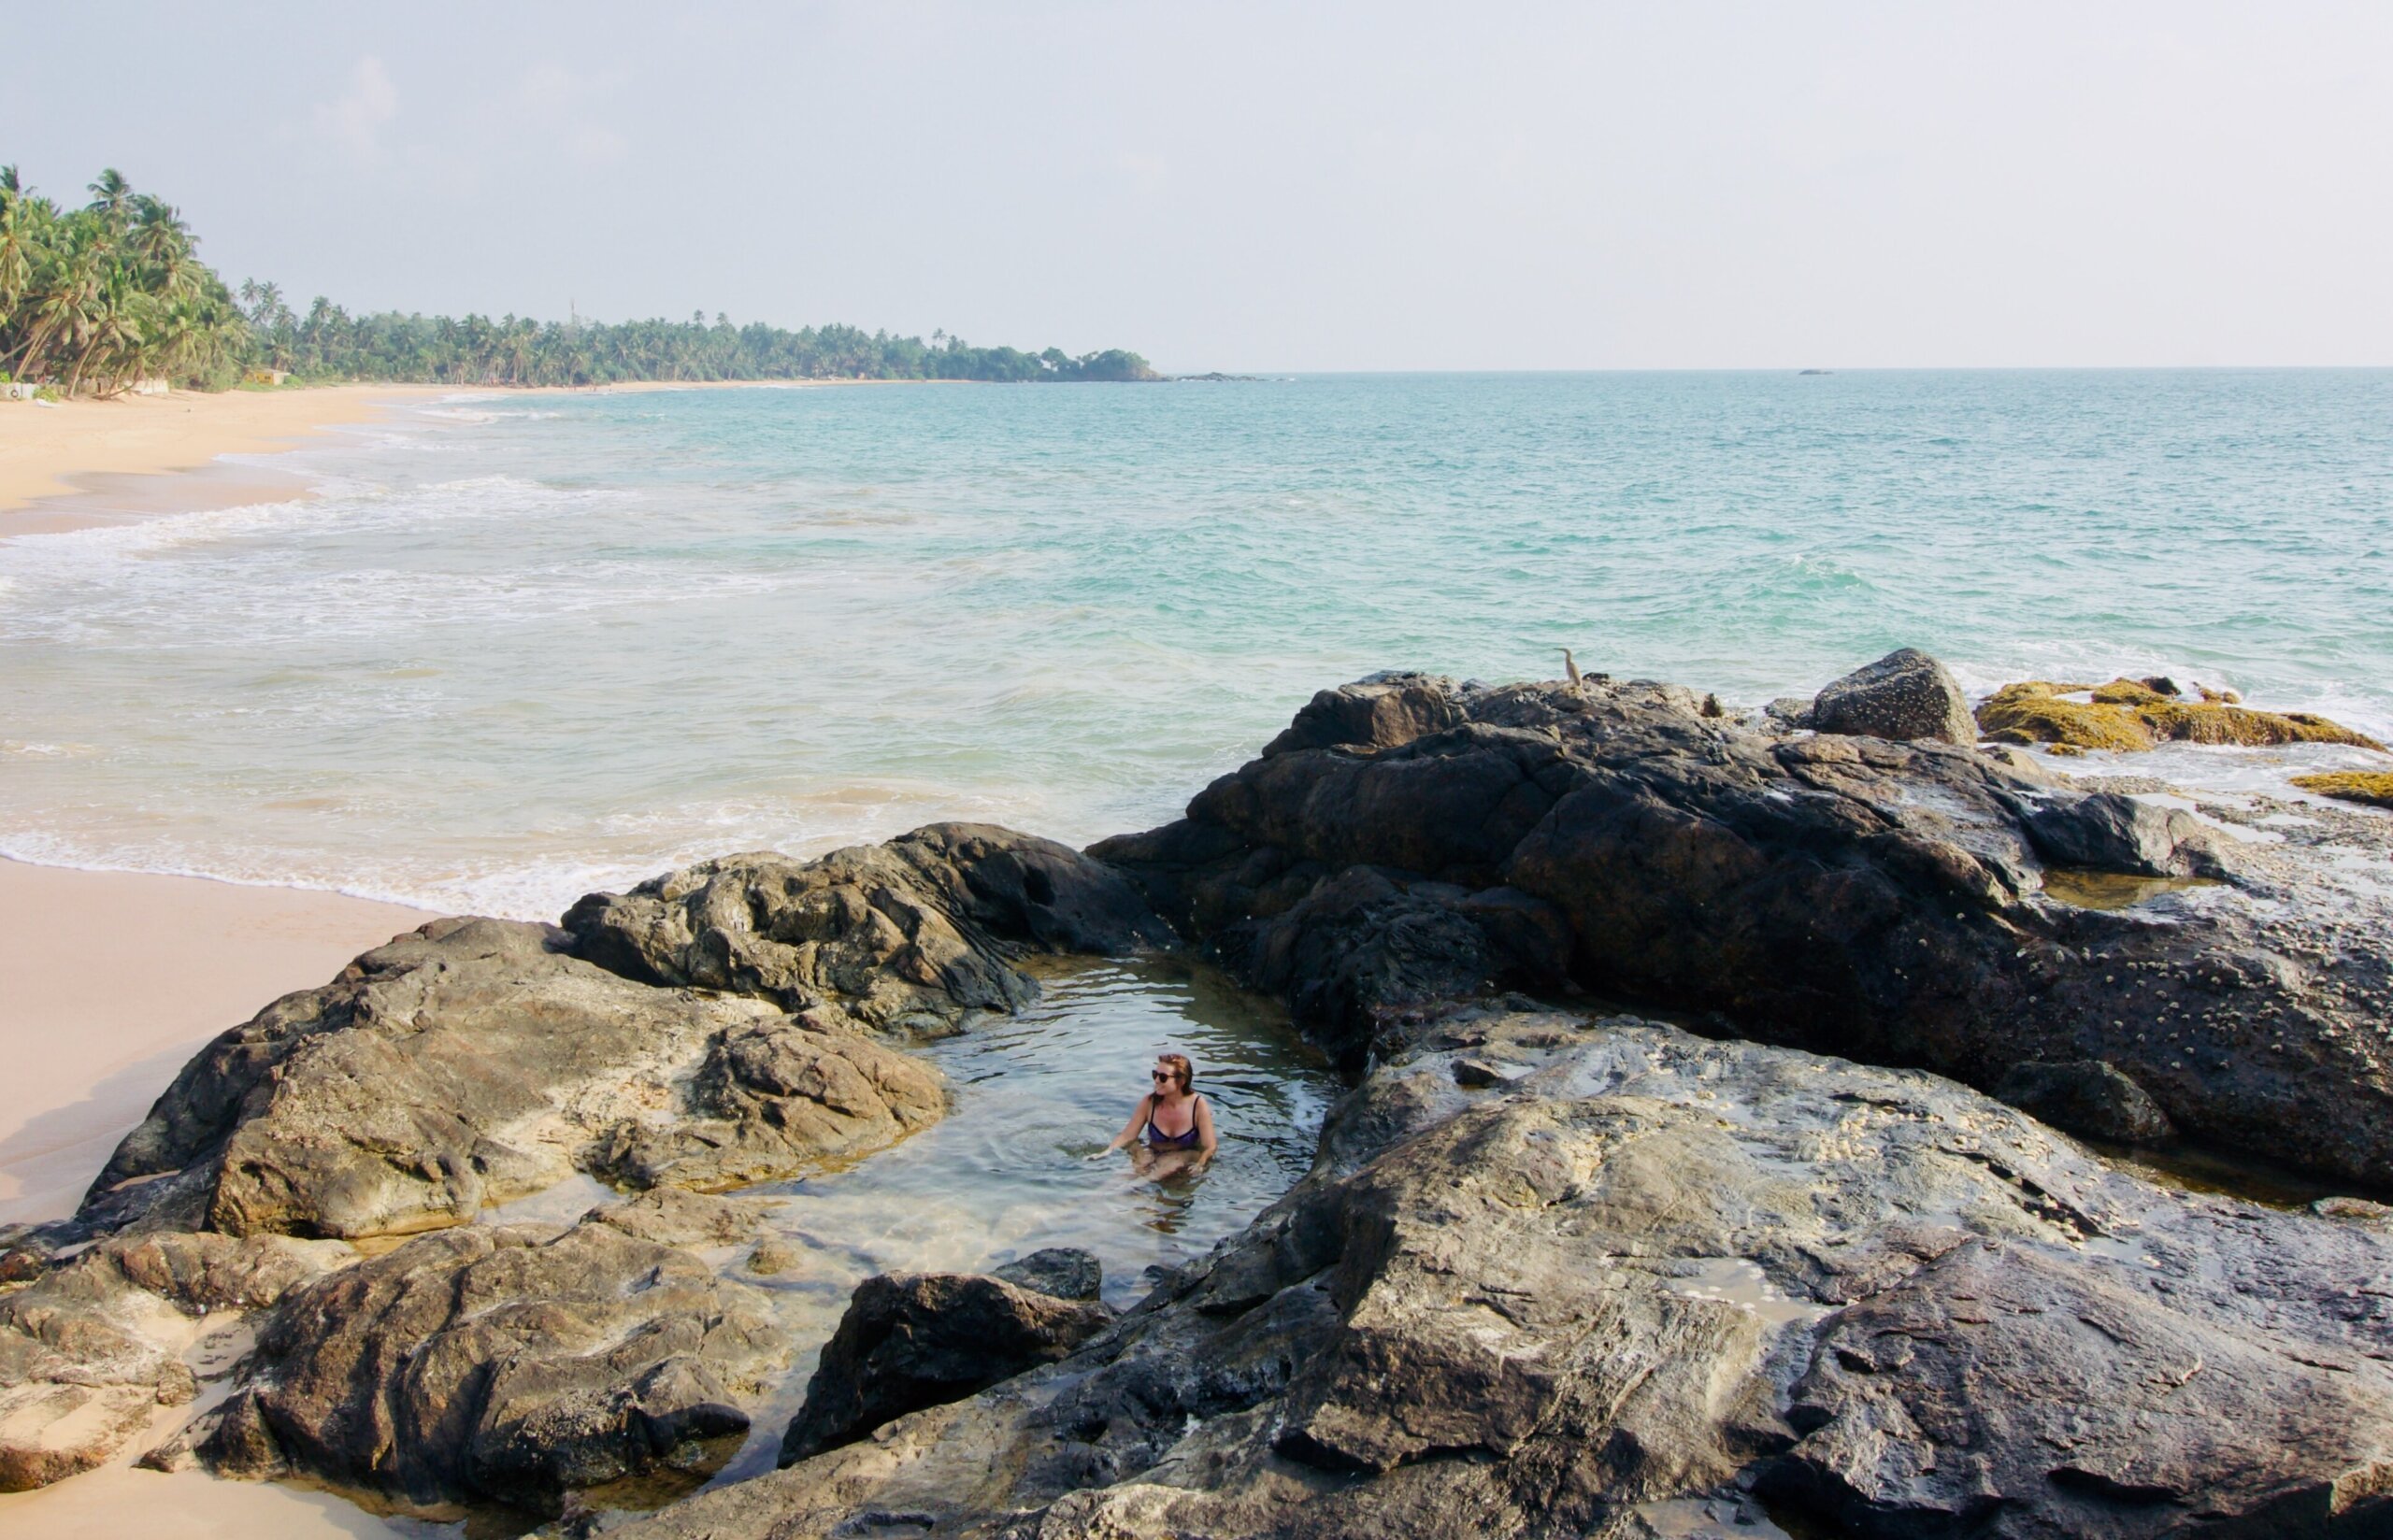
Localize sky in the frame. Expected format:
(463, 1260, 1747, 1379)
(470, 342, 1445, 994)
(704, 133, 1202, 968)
(6, 3, 2390, 372)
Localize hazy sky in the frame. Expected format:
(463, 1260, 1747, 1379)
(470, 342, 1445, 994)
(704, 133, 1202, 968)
(7, 3, 2389, 371)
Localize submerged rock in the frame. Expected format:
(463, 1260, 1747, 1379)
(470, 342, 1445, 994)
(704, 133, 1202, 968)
(992, 1246, 1104, 1302)
(1095, 671, 2393, 1185)
(777, 1270, 1113, 1466)
(1811, 646, 1976, 746)
(606, 1007, 2393, 1540)
(74, 917, 937, 1241)
(174, 1216, 781, 1517)
(562, 822, 1172, 1033)
(0, 1232, 345, 1490)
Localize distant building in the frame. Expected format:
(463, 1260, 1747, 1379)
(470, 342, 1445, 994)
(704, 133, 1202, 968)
(246, 367, 292, 386)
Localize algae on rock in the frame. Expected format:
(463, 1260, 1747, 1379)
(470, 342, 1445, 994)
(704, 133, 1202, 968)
(2293, 770, 2393, 809)
(1978, 678, 2384, 752)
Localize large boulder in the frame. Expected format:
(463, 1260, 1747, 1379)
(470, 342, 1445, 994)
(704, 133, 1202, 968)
(0, 1232, 345, 1489)
(1811, 646, 1978, 746)
(1095, 672, 2393, 1187)
(778, 1270, 1113, 1466)
(74, 916, 939, 1241)
(603, 1006, 2393, 1540)
(562, 822, 1173, 1032)
(170, 1212, 781, 1517)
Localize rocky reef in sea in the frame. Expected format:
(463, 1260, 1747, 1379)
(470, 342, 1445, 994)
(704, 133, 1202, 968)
(5, 651, 2393, 1537)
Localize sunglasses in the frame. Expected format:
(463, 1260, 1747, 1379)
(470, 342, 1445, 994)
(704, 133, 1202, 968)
(1152, 1070, 1179, 1083)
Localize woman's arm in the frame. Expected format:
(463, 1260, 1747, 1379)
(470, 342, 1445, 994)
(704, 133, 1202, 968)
(1193, 1096, 1219, 1164)
(1101, 1094, 1154, 1154)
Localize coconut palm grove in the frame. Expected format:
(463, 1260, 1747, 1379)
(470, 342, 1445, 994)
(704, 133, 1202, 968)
(0, 166, 1157, 392)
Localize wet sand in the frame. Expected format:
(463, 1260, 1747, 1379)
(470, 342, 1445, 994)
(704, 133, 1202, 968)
(0, 385, 453, 526)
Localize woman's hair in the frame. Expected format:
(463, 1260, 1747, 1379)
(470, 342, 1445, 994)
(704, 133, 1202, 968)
(1155, 1052, 1195, 1091)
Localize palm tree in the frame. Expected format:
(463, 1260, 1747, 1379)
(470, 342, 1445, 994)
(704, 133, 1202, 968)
(85, 168, 135, 231)
(0, 186, 37, 314)
(65, 272, 146, 395)
(131, 199, 198, 298)
(9, 226, 101, 380)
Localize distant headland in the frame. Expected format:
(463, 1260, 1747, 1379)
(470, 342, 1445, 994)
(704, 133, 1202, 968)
(0, 165, 1157, 395)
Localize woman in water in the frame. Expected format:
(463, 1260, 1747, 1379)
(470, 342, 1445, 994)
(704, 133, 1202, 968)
(1099, 1052, 1218, 1177)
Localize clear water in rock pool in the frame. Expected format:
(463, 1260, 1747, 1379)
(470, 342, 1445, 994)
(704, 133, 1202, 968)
(2, 370, 2387, 918)
(491, 954, 1339, 1506)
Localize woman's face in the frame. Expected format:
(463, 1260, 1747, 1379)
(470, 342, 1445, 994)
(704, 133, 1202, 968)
(1151, 1062, 1182, 1096)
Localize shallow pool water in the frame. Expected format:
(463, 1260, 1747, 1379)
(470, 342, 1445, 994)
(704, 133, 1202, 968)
(594, 953, 1339, 1503)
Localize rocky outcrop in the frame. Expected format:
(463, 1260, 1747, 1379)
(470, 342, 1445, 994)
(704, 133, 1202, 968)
(75, 826, 1169, 1247)
(0, 1232, 345, 1490)
(585, 1009, 944, 1191)
(1811, 646, 1977, 745)
(167, 1214, 781, 1517)
(606, 1005, 2393, 1540)
(1095, 671, 2393, 1185)
(777, 1270, 1114, 1467)
(72, 917, 938, 1241)
(562, 823, 1173, 1033)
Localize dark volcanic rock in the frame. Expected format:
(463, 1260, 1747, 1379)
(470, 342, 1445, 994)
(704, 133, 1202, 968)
(76, 917, 939, 1240)
(1260, 671, 1470, 757)
(606, 1008, 2393, 1540)
(992, 1247, 1103, 1302)
(1811, 646, 1978, 745)
(179, 1217, 780, 1516)
(1995, 1058, 2175, 1143)
(562, 822, 1172, 1032)
(777, 1271, 1112, 1466)
(1095, 671, 2393, 1185)
(2021, 790, 2223, 877)
(0, 1232, 345, 1490)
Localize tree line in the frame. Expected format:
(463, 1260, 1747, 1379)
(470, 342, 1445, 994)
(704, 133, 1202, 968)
(1, 166, 1156, 394)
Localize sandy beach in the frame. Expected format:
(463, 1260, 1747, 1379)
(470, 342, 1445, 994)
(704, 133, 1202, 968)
(0, 383, 452, 526)
(0, 860, 428, 1226)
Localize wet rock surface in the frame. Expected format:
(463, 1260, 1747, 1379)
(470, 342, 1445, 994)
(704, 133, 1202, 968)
(1994, 1058, 2175, 1143)
(0, 1232, 346, 1490)
(171, 1214, 781, 1517)
(606, 1006, 2393, 1540)
(777, 1270, 1114, 1466)
(993, 1246, 1105, 1302)
(1096, 670, 2393, 1186)
(1811, 646, 1977, 745)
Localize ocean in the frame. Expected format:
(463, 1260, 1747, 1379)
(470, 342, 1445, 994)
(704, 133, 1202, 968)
(3, 370, 2388, 918)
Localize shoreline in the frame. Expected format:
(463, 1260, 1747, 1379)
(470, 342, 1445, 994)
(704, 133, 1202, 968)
(0, 858, 431, 1228)
(0, 378, 941, 533)
(0, 383, 455, 523)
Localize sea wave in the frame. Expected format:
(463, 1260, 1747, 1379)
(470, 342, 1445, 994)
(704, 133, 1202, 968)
(1, 371, 2386, 920)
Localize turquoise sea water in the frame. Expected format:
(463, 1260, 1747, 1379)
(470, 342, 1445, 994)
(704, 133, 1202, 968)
(2, 370, 2389, 916)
